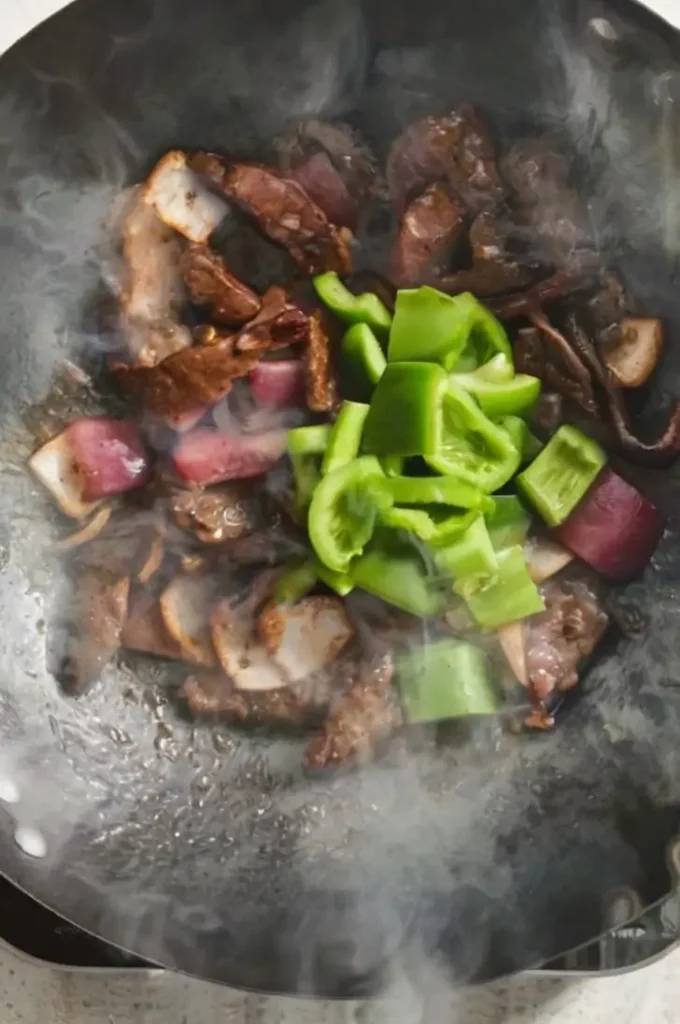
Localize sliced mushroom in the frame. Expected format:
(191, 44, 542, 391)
(211, 598, 287, 691)
(496, 621, 528, 687)
(159, 574, 220, 667)
(258, 597, 354, 684)
(142, 150, 229, 244)
(136, 534, 165, 585)
(29, 432, 101, 520)
(602, 318, 663, 389)
(524, 537, 574, 584)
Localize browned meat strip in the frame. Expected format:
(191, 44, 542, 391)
(289, 152, 358, 231)
(170, 485, 256, 544)
(181, 243, 261, 326)
(190, 154, 352, 275)
(525, 578, 608, 703)
(439, 207, 539, 297)
(304, 654, 402, 770)
(387, 105, 503, 214)
(391, 182, 465, 288)
(588, 271, 635, 342)
(58, 572, 130, 694)
(183, 672, 327, 727)
(121, 590, 185, 660)
(279, 119, 379, 209)
(115, 336, 259, 420)
(305, 311, 337, 412)
(234, 286, 310, 354)
(487, 267, 591, 320)
(515, 324, 598, 416)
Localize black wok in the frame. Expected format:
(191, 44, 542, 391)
(1, 0, 680, 997)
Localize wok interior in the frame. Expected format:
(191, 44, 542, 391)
(0, 0, 679, 995)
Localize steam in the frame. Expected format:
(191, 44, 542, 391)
(0, 0, 678, 1004)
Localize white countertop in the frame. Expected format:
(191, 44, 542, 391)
(3, 0, 680, 1020)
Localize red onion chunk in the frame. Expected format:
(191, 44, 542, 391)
(67, 418, 151, 500)
(289, 153, 357, 230)
(556, 469, 665, 582)
(250, 360, 306, 409)
(173, 428, 287, 486)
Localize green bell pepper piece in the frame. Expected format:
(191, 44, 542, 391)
(313, 271, 392, 334)
(399, 639, 500, 723)
(389, 287, 512, 370)
(308, 456, 392, 573)
(454, 370, 541, 419)
(316, 562, 355, 597)
(455, 545, 545, 629)
(351, 530, 443, 618)
(380, 455, 405, 478)
(517, 425, 607, 527)
(380, 506, 480, 545)
(500, 416, 544, 465)
(387, 474, 494, 513)
(274, 561, 319, 604)
(485, 496, 531, 552)
(322, 401, 370, 476)
(363, 362, 448, 457)
(468, 353, 514, 383)
(287, 425, 331, 522)
(427, 380, 521, 494)
(341, 324, 387, 401)
(435, 516, 498, 579)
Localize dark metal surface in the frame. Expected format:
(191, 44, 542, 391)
(0, 0, 680, 996)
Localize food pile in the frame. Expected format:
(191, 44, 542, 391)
(27, 107, 674, 766)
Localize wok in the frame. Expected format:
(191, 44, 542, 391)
(1, 0, 680, 997)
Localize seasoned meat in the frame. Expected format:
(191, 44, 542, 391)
(515, 326, 598, 415)
(289, 152, 358, 231)
(525, 578, 608, 701)
(190, 154, 352, 275)
(234, 286, 310, 355)
(211, 596, 287, 692)
(181, 243, 261, 326)
(387, 105, 503, 214)
(116, 336, 259, 420)
(120, 191, 192, 367)
(439, 207, 539, 297)
(258, 597, 354, 683)
(488, 267, 591, 320)
(391, 182, 466, 288)
(121, 590, 185, 661)
(57, 572, 130, 694)
(142, 150, 229, 244)
(588, 271, 635, 341)
(305, 311, 337, 412)
(183, 671, 326, 727)
(304, 653, 402, 770)
(279, 119, 379, 208)
(225, 525, 305, 567)
(500, 139, 591, 266)
(170, 484, 256, 544)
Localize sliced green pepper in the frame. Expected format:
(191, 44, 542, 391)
(455, 545, 545, 629)
(341, 324, 387, 401)
(313, 272, 392, 334)
(308, 456, 392, 573)
(518, 425, 607, 527)
(363, 362, 447, 457)
(322, 401, 370, 476)
(485, 495, 531, 552)
(435, 516, 498, 579)
(387, 474, 493, 513)
(389, 288, 512, 370)
(453, 370, 541, 419)
(380, 455, 405, 478)
(500, 416, 544, 465)
(351, 530, 443, 617)
(287, 424, 331, 522)
(427, 381, 521, 494)
(316, 562, 355, 597)
(381, 506, 481, 546)
(380, 506, 440, 542)
(399, 639, 500, 723)
(469, 353, 514, 383)
(274, 561, 319, 604)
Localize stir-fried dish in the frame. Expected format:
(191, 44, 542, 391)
(29, 108, 675, 767)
